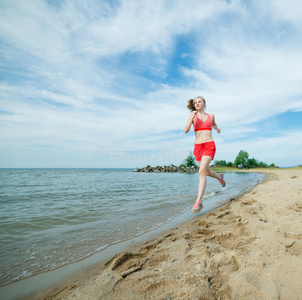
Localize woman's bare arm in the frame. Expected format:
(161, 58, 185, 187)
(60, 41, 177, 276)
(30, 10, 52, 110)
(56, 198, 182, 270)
(210, 114, 221, 133)
(184, 111, 197, 133)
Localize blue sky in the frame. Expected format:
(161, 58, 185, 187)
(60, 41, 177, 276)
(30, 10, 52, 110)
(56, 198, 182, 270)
(0, 0, 302, 168)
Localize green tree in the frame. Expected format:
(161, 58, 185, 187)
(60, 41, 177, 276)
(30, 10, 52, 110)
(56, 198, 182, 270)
(247, 157, 258, 168)
(258, 161, 268, 168)
(234, 150, 249, 169)
(214, 160, 227, 167)
(227, 161, 234, 167)
(181, 152, 198, 168)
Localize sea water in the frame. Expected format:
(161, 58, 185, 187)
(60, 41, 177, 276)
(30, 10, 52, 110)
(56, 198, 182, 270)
(0, 168, 264, 286)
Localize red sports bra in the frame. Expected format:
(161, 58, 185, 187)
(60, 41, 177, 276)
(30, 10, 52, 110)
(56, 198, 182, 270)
(193, 113, 212, 131)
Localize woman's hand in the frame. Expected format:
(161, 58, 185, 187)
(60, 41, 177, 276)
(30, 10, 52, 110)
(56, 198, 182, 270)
(190, 111, 197, 121)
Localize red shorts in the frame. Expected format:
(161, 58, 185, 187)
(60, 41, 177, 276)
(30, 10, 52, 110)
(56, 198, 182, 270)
(193, 141, 216, 161)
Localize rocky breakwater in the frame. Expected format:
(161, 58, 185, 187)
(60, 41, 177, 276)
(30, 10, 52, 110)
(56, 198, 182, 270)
(132, 164, 198, 173)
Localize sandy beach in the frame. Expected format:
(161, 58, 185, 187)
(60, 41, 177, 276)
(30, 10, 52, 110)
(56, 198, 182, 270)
(34, 168, 302, 300)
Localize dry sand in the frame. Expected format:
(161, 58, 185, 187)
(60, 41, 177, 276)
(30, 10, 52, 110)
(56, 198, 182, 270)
(37, 169, 302, 300)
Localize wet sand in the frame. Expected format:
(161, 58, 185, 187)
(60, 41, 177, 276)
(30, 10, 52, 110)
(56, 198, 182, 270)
(32, 169, 302, 299)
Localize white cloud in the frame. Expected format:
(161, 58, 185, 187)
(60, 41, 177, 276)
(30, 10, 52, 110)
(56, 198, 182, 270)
(0, 0, 70, 64)
(0, 0, 302, 168)
(181, 1, 302, 129)
(268, 0, 302, 26)
(82, 0, 228, 55)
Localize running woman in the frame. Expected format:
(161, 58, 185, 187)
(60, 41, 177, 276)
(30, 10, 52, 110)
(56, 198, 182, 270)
(184, 96, 226, 212)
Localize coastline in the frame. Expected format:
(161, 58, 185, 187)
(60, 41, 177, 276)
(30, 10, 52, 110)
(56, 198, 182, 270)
(2, 169, 302, 299)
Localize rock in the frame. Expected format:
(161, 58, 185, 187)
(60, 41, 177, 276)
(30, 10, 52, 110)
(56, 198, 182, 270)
(132, 164, 198, 173)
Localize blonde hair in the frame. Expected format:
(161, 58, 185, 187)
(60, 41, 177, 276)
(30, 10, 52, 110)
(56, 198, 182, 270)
(187, 96, 206, 111)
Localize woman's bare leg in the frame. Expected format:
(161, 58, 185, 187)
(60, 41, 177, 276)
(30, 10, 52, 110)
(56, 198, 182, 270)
(205, 165, 221, 180)
(196, 156, 213, 202)
(204, 161, 226, 187)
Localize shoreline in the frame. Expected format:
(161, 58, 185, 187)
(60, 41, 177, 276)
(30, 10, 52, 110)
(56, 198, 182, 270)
(0, 172, 263, 295)
(2, 169, 302, 299)
(0, 171, 266, 300)
(0, 172, 263, 300)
